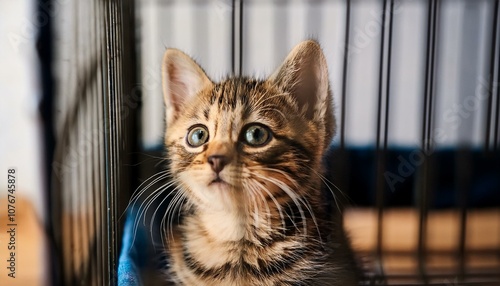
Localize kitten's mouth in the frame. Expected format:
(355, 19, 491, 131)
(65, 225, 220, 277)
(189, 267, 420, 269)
(210, 177, 224, 184)
(209, 176, 229, 186)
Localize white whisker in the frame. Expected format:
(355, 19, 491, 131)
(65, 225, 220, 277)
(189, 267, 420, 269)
(131, 180, 178, 247)
(250, 172, 309, 238)
(122, 170, 171, 220)
(247, 177, 287, 234)
(306, 165, 351, 214)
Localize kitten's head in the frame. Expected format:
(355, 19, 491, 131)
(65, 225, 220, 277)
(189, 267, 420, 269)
(162, 41, 334, 213)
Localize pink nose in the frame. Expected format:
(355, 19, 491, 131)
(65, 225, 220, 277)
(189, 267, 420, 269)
(207, 155, 228, 174)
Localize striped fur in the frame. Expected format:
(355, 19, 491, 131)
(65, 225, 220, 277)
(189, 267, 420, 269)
(161, 41, 359, 285)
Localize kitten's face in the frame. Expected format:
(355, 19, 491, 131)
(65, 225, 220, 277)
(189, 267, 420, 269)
(162, 41, 334, 213)
(166, 80, 317, 211)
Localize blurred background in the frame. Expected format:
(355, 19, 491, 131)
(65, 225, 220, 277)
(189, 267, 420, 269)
(0, 0, 499, 285)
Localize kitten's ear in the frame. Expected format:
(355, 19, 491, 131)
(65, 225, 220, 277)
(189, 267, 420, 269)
(269, 40, 335, 147)
(162, 49, 212, 126)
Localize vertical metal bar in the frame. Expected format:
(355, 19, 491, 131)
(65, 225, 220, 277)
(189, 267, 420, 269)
(486, 0, 500, 152)
(495, 75, 500, 151)
(86, 0, 97, 285)
(78, 95, 89, 283)
(120, 0, 138, 260)
(375, 0, 388, 152)
(422, 1, 438, 153)
(115, 1, 123, 148)
(82, 2, 91, 282)
(71, 1, 80, 283)
(422, 7, 430, 153)
(95, 1, 105, 283)
(97, 0, 106, 278)
(70, 128, 78, 284)
(239, 0, 244, 75)
(90, 0, 100, 283)
(375, 0, 394, 282)
(117, 0, 124, 273)
(495, 1, 500, 151)
(383, 0, 394, 152)
(417, 161, 429, 284)
(108, 1, 119, 283)
(101, 1, 112, 283)
(108, 73, 116, 283)
(456, 149, 471, 282)
(418, 0, 439, 283)
(340, 0, 351, 149)
(231, 0, 236, 75)
(492, 4, 500, 261)
(36, 0, 57, 283)
(375, 0, 388, 268)
(374, 0, 394, 283)
(231, 0, 243, 76)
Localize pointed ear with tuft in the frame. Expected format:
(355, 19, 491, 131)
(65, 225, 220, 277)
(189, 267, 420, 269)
(268, 40, 335, 148)
(162, 49, 212, 127)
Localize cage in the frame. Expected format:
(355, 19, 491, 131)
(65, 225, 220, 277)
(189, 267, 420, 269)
(38, 0, 500, 285)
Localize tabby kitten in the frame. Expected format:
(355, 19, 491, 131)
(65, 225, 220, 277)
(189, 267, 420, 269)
(161, 40, 359, 285)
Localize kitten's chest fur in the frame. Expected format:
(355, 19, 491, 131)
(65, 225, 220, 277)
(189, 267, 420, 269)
(166, 201, 358, 286)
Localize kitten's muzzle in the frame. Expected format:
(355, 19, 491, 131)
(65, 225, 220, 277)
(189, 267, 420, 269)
(207, 155, 228, 174)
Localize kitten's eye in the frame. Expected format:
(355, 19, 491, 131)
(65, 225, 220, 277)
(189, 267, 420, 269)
(187, 125, 209, 147)
(243, 124, 271, 146)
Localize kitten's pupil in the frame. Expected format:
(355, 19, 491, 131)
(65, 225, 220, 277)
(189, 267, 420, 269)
(187, 125, 209, 147)
(244, 124, 270, 146)
(195, 131, 203, 140)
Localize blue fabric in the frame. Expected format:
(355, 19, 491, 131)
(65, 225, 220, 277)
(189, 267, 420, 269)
(118, 208, 154, 286)
(118, 209, 143, 286)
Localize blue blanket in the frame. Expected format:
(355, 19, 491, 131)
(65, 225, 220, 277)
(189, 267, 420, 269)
(118, 208, 146, 286)
(118, 205, 168, 286)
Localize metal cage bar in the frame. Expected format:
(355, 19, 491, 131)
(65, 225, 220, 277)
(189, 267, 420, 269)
(416, 0, 439, 283)
(486, 0, 500, 152)
(47, 0, 137, 284)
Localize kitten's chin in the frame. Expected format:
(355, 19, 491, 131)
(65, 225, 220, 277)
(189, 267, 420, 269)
(208, 180, 233, 191)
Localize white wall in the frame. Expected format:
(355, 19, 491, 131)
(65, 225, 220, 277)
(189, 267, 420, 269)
(0, 0, 45, 219)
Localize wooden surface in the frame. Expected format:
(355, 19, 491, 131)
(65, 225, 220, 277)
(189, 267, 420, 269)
(0, 197, 46, 286)
(345, 208, 500, 252)
(344, 207, 500, 280)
